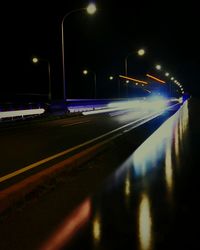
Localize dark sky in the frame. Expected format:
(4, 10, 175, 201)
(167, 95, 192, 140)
(1, 0, 200, 103)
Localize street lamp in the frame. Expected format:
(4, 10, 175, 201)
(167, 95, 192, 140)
(155, 64, 162, 70)
(61, 3, 97, 102)
(137, 49, 145, 56)
(124, 48, 146, 98)
(125, 48, 146, 76)
(82, 69, 97, 99)
(109, 75, 121, 98)
(32, 57, 52, 102)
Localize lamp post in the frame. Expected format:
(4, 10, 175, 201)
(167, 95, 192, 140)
(124, 48, 146, 76)
(109, 75, 121, 98)
(61, 3, 97, 102)
(124, 48, 145, 98)
(32, 57, 52, 102)
(83, 69, 97, 99)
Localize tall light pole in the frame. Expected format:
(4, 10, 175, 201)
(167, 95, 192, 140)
(124, 48, 145, 98)
(61, 3, 97, 102)
(109, 75, 120, 98)
(125, 48, 146, 76)
(32, 57, 52, 102)
(83, 69, 97, 99)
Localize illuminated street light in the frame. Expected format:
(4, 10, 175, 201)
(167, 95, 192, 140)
(125, 48, 146, 76)
(86, 3, 97, 14)
(155, 64, 162, 70)
(137, 49, 146, 56)
(124, 48, 146, 98)
(109, 75, 121, 98)
(61, 3, 97, 101)
(32, 56, 52, 101)
(32, 57, 39, 63)
(165, 72, 170, 77)
(83, 69, 88, 75)
(171, 77, 174, 80)
(83, 69, 97, 98)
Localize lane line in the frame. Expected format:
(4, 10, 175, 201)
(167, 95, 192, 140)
(0, 110, 166, 183)
(61, 120, 90, 127)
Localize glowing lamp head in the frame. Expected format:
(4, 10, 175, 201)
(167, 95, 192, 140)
(165, 72, 169, 77)
(137, 49, 145, 56)
(155, 64, 161, 70)
(83, 70, 88, 75)
(86, 3, 97, 15)
(109, 76, 114, 80)
(126, 80, 129, 83)
(32, 57, 39, 63)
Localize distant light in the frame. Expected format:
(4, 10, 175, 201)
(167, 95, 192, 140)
(86, 3, 97, 15)
(32, 57, 39, 63)
(165, 72, 169, 77)
(137, 49, 146, 56)
(83, 70, 88, 75)
(109, 76, 114, 80)
(142, 84, 144, 86)
(135, 82, 138, 85)
(126, 80, 129, 83)
(155, 64, 161, 70)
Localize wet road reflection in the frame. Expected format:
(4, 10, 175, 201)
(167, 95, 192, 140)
(42, 100, 196, 250)
(138, 193, 153, 250)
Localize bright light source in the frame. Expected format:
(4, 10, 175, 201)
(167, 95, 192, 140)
(155, 64, 161, 70)
(86, 3, 97, 14)
(135, 82, 138, 85)
(165, 72, 169, 77)
(126, 80, 129, 83)
(83, 70, 88, 75)
(137, 49, 145, 56)
(32, 57, 38, 63)
(109, 76, 114, 80)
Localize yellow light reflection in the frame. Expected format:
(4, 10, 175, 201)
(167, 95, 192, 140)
(179, 101, 189, 144)
(93, 214, 101, 244)
(174, 123, 180, 166)
(138, 193, 152, 250)
(165, 141, 173, 193)
(125, 176, 131, 196)
(182, 101, 189, 133)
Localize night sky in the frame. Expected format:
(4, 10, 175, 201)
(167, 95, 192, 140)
(1, 0, 200, 103)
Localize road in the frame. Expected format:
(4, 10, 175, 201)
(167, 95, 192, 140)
(0, 99, 183, 250)
(40, 99, 200, 250)
(0, 101, 170, 189)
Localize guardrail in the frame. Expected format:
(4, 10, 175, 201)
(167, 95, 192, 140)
(0, 108, 45, 121)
